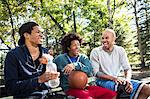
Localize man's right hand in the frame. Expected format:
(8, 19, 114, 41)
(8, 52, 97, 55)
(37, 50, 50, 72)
(111, 77, 124, 85)
(62, 63, 75, 74)
(125, 80, 133, 93)
(38, 71, 60, 83)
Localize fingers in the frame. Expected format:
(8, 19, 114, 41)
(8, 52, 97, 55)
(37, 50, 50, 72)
(38, 72, 60, 83)
(39, 56, 48, 64)
(63, 64, 75, 74)
(125, 81, 133, 93)
(113, 78, 123, 84)
(117, 79, 123, 84)
(48, 72, 60, 80)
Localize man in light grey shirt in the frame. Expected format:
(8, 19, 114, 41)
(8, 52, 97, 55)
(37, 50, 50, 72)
(90, 29, 150, 99)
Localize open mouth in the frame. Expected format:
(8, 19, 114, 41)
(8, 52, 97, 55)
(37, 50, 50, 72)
(103, 42, 108, 46)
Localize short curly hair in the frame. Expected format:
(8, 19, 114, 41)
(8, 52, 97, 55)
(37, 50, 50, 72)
(61, 33, 82, 53)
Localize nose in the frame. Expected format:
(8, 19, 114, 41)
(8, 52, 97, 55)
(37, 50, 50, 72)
(77, 45, 80, 49)
(39, 32, 44, 38)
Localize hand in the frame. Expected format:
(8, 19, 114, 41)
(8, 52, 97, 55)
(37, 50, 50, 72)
(39, 56, 48, 64)
(38, 71, 60, 83)
(62, 63, 75, 74)
(125, 80, 133, 93)
(112, 77, 124, 84)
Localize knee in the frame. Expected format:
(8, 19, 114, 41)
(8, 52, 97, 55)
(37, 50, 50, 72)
(141, 84, 150, 95)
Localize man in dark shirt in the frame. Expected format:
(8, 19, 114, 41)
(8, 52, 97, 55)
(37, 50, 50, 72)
(4, 22, 60, 98)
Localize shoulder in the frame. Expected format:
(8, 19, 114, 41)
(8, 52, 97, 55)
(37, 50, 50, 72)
(79, 53, 88, 59)
(7, 46, 22, 55)
(114, 45, 125, 50)
(5, 46, 24, 60)
(91, 46, 102, 54)
(54, 54, 66, 60)
(53, 54, 67, 64)
(114, 45, 126, 53)
(41, 46, 49, 53)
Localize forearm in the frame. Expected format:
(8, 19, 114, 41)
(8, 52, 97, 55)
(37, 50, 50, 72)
(6, 77, 41, 95)
(124, 69, 132, 81)
(74, 62, 93, 76)
(97, 73, 117, 81)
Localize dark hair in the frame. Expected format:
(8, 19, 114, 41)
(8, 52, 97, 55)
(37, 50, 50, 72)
(61, 33, 82, 53)
(18, 22, 39, 46)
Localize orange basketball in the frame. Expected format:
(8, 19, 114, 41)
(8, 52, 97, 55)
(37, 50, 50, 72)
(68, 71, 88, 89)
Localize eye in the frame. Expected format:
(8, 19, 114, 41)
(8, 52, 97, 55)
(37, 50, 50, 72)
(37, 31, 41, 34)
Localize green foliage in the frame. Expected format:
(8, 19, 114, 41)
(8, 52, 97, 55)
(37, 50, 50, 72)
(0, 0, 149, 64)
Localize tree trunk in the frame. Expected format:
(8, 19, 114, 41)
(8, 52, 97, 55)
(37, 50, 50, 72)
(133, 0, 145, 67)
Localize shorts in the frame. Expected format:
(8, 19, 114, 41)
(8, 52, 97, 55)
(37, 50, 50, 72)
(96, 79, 145, 99)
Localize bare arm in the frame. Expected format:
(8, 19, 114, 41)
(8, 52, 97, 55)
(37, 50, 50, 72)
(124, 69, 132, 82)
(124, 69, 133, 93)
(97, 73, 123, 84)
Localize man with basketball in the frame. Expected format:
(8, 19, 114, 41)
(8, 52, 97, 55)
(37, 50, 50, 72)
(54, 33, 117, 99)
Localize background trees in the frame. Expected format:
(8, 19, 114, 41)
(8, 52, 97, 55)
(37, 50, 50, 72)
(0, 0, 149, 67)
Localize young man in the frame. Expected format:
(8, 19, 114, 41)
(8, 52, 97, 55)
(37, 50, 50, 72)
(90, 29, 150, 99)
(4, 22, 59, 98)
(54, 33, 117, 99)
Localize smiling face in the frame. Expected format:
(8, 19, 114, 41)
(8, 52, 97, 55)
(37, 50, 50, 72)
(101, 30, 116, 51)
(24, 26, 43, 46)
(68, 40, 80, 57)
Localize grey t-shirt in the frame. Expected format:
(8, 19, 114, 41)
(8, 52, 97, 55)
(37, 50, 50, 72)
(90, 45, 131, 77)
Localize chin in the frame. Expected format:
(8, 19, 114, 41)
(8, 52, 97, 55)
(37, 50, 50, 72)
(103, 46, 109, 50)
(73, 53, 78, 56)
(76, 53, 80, 56)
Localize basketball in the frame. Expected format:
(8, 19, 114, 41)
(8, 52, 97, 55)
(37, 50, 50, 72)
(68, 71, 88, 89)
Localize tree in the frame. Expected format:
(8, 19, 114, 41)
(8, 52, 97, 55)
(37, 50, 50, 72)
(127, 0, 150, 67)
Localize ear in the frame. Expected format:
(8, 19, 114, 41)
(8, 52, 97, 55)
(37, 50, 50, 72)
(113, 36, 116, 41)
(23, 33, 30, 39)
(113, 37, 116, 44)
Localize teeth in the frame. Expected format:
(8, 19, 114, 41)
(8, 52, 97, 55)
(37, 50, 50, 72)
(103, 43, 107, 45)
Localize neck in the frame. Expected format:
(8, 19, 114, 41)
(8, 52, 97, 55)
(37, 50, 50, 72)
(25, 43, 40, 61)
(68, 52, 77, 57)
(103, 46, 114, 53)
(26, 41, 39, 51)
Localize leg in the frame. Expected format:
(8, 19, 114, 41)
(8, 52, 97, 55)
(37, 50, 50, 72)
(138, 84, 150, 99)
(96, 79, 116, 91)
(112, 95, 117, 99)
(87, 86, 117, 99)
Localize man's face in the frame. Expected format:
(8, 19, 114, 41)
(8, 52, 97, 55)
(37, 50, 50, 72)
(28, 26, 43, 45)
(101, 31, 115, 50)
(68, 40, 80, 57)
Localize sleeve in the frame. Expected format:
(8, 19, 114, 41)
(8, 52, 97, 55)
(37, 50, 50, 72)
(4, 51, 41, 95)
(53, 56, 60, 70)
(53, 55, 65, 73)
(73, 54, 93, 76)
(120, 47, 131, 71)
(90, 48, 105, 77)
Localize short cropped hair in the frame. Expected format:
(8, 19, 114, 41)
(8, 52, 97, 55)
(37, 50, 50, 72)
(103, 29, 116, 38)
(18, 22, 39, 45)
